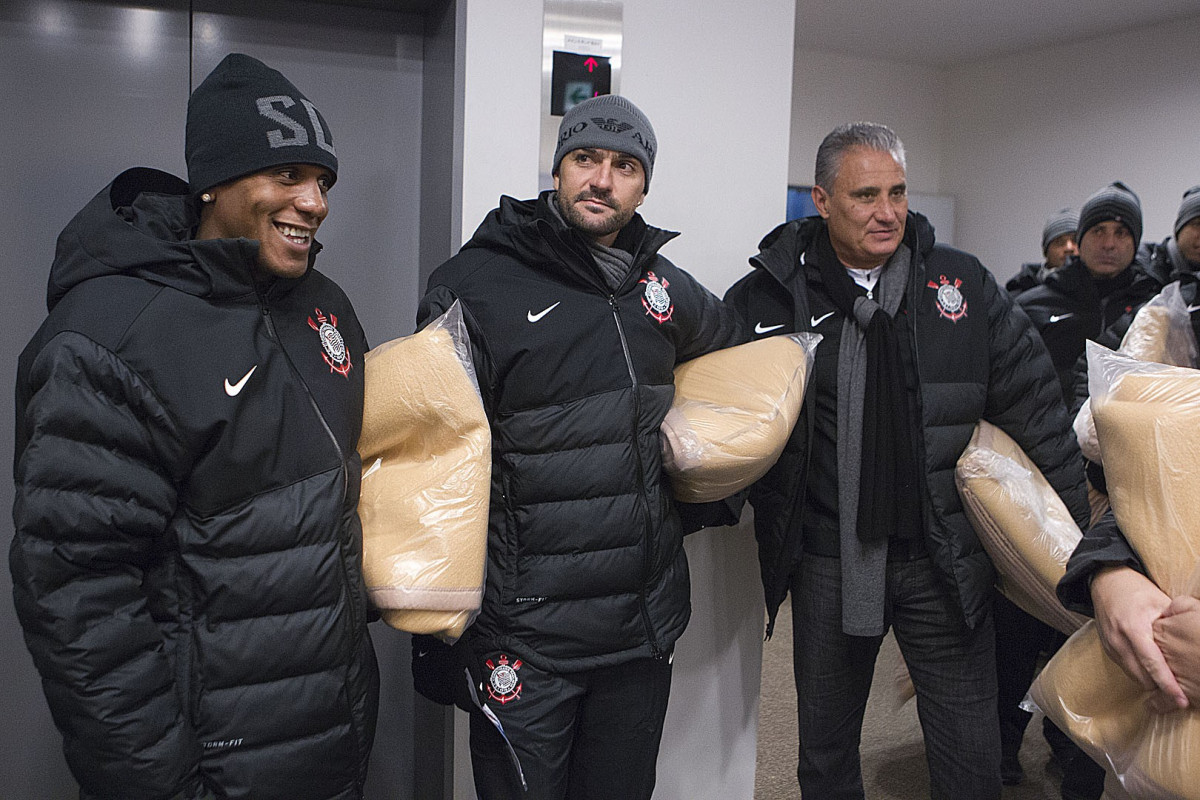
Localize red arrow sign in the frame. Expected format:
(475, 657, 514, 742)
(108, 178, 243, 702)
(584, 57, 598, 72)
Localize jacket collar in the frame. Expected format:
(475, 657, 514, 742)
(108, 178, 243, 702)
(749, 211, 937, 289)
(461, 191, 678, 293)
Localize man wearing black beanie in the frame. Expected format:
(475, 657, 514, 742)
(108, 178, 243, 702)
(1018, 181, 1166, 401)
(1015, 181, 1168, 800)
(11, 53, 377, 800)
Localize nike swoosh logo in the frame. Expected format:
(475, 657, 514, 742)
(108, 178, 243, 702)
(810, 311, 835, 328)
(755, 322, 785, 334)
(224, 365, 257, 397)
(527, 302, 561, 323)
(1048, 313, 1074, 323)
(1187, 305, 1200, 314)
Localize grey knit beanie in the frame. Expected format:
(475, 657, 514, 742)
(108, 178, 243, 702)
(1041, 208, 1079, 254)
(1175, 186, 1200, 236)
(552, 95, 656, 192)
(1078, 181, 1142, 248)
(187, 53, 337, 195)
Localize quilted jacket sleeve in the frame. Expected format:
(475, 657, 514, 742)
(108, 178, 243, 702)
(10, 332, 207, 800)
(671, 265, 748, 363)
(980, 270, 1090, 531)
(1056, 509, 1145, 616)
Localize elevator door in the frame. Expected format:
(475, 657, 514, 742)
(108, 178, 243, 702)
(1, 1, 429, 796)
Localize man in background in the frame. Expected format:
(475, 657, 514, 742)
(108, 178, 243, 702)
(1006, 207, 1078, 296)
(1017, 182, 1166, 401)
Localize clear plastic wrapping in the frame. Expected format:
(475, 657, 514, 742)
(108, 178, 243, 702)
(661, 333, 820, 503)
(356, 302, 491, 643)
(1074, 282, 1198, 464)
(1032, 345, 1200, 799)
(955, 421, 1087, 635)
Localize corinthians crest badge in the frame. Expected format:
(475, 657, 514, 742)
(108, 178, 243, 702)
(307, 308, 352, 377)
(640, 271, 674, 324)
(485, 654, 523, 705)
(927, 275, 968, 322)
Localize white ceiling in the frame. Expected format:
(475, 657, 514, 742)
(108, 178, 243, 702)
(793, 0, 1200, 67)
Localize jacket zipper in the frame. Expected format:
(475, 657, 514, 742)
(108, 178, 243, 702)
(256, 292, 366, 779)
(609, 295, 664, 659)
(257, 298, 358, 610)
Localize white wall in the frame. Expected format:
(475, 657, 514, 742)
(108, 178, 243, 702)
(457, 1, 796, 797)
(790, 48, 948, 196)
(458, 1, 544, 245)
(942, 14, 1200, 279)
(787, 15, 1200, 282)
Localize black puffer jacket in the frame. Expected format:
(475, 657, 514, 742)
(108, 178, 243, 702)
(1017, 252, 1167, 403)
(11, 168, 377, 800)
(1006, 261, 1048, 297)
(417, 192, 743, 671)
(724, 213, 1088, 635)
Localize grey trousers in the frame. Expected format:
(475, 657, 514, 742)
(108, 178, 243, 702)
(790, 554, 1002, 800)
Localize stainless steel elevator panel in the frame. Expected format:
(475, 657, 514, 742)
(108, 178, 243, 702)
(540, 0, 622, 190)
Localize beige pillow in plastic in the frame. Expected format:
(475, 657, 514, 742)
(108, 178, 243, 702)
(1033, 350, 1200, 800)
(955, 421, 1087, 635)
(1074, 282, 1197, 465)
(661, 333, 819, 503)
(357, 303, 491, 642)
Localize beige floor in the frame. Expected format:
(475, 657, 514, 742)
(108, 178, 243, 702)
(755, 601, 1067, 799)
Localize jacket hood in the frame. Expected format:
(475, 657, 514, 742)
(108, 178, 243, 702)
(750, 211, 937, 283)
(461, 191, 678, 290)
(47, 167, 318, 311)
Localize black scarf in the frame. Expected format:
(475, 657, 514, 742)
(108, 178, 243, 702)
(815, 230, 921, 543)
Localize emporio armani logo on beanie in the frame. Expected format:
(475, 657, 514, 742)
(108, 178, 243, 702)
(186, 53, 338, 196)
(552, 94, 656, 192)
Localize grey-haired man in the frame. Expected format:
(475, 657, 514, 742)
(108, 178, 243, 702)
(726, 122, 1086, 800)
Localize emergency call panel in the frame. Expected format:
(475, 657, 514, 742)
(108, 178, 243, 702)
(550, 51, 612, 116)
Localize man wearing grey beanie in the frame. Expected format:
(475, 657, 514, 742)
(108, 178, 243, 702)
(1006, 208, 1079, 296)
(11, 53, 377, 800)
(413, 94, 743, 799)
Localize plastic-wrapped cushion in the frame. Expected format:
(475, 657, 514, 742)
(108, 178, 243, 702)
(357, 303, 490, 642)
(1032, 346, 1200, 799)
(661, 333, 819, 503)
(1074, 282, 1198, 464)
(955, 421, 1087, 635)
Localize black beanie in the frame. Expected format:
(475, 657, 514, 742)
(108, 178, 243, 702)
(552, 95, 656, 192)
(186, 53, 337, 195)
(1078, 181, 1142, 249)
(1041, 208, 1079, 254)
(1175, 186, 1200, 236)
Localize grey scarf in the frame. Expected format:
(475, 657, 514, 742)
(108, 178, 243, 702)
(837, 243, 912, 636)
(549, 192, 634, 290)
